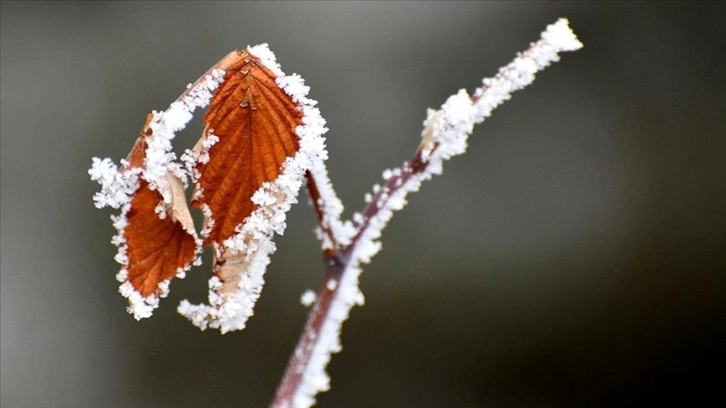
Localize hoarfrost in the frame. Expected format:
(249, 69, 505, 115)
(300, 290, 317, 307)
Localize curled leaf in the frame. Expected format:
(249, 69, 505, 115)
(112, 116, 201, 319)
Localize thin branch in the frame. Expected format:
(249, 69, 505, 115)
(271, 18, 583, 408)
(271, 252, 347, 408)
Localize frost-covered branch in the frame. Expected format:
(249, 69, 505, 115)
(271, 18, 582, 408)
(305, 168, 355, 255)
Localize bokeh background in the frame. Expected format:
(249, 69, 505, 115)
(2, 2, 724, 407)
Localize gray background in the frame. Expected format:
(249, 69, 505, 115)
(2, 2, 724, 407)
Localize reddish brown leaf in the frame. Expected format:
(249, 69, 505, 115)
(192, 50, 303, 245)
(125, 113, 154, 169)
(119, 114, 199, 301)
(124, 178, 198, 298)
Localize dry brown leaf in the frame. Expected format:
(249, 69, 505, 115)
(123, 179, 198, 297)
(119, 116, 199, 300)
(192, 50, 303, 246)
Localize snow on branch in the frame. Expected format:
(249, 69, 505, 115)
(272, 18, 582, 408)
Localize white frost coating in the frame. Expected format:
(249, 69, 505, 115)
(89, 158, 141, 209)
(118, 278, 171, 320)
(90, 65, 224, 207)
(198, 203, 215, 239)
(177, 44, 333, 334)
(471, 18, 583, 125)
(111, 204, 131, 278)
(290, 19, 582, 408)
(143, 78, 218, 197)
(309, 164, 356, 249)
(248, 43, 284, 77)
(119, 281, 155, 320)
(89, 64, 225, 320)
(199, 135, 219, 164)
(352, 212, 364, 225)
(300, 290, 317, 307)
(542, 18, 584, 52)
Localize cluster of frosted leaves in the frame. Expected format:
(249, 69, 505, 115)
(90, 45, 328, 330)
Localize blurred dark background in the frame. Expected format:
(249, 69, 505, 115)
(2, 2, 724, 407)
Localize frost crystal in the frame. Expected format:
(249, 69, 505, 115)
(248, 43, 284, 77)
(89, 158, 140, 209)
(307, 164, 356, 249)
(300, 290, 317, 307)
